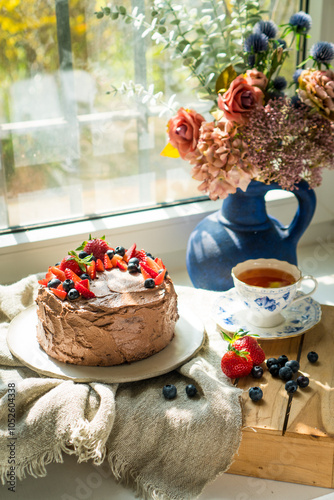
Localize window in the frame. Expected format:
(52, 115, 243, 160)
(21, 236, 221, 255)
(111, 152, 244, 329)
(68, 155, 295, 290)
(1, 0, 306, 233)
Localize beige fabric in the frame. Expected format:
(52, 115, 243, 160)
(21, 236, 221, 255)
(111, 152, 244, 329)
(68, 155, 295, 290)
(0, 276, 242, 499)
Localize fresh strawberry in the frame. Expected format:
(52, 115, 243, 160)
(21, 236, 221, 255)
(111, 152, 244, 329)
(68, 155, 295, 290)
(87, 260, 96, 280)
(59, 256, 83, 276)
(52, 288, 67, 300)
(145, 256, 160, 273)
(154, 268, 166, 286)
(79, 279, 90, 289)
(96, 258, 104, 272)
(116, 259, 128, 271)
(221, 347, 253, 379)
(104, 254, 113, 270)
(124, 243, 137, 263)
(75, 282, 96, 299)
(64, 268, 82, 284)
(49, 266, 66, 282)
(38, 279, 49, 287)
(140, 261, 158, 278)
(77, 235, 109, 261)
(140, 264, 152, 281)
(134, 249, 147, 262)
(45, 271, 55, 282)
(57, 283, 64, 291)
(227, 329, 266, 367)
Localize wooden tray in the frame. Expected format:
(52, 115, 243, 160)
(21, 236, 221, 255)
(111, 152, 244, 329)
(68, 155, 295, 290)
(227, 304, 334, 488)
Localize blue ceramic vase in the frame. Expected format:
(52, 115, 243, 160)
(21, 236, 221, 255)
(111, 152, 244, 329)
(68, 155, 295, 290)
(186, 179, 316, 291)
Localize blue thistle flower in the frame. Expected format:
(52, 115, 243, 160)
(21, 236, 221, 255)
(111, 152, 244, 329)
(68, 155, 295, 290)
(273, 76, 287, 91)
(276, 38, 287, 49)
(310, 41, 334, 63)
(289, 11, 312, 33)
(244, 33, 269, 54)
(254, 20, 278, 39)
(290, 95, 302, 108)
(293, 69, 303, 84)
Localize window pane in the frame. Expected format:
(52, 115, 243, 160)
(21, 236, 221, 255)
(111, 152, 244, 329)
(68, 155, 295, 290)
(0, 0, 303, 231)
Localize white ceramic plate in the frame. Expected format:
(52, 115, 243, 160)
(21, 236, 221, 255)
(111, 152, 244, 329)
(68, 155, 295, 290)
(7, 304, 204, 383)
(213, 288, 322, 339)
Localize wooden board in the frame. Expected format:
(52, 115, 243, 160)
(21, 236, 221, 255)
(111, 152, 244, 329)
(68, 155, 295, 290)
(226, 304, 334, 488)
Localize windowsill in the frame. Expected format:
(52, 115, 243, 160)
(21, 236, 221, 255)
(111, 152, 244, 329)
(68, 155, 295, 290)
(0, 187, 333, 285)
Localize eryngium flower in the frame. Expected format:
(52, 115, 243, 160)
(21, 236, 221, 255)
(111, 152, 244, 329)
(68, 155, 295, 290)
(241, 97, 334, 190)
(187, 120, 259, 200)
(298, 68, 334, 119)
(273, 76, 287, 91)
(276, 38, 287, 49)
(244, 33, 269, 53)
(310, 41, 334, 64)
(289, 11, 312, 33)
(254, 20, 278, 39)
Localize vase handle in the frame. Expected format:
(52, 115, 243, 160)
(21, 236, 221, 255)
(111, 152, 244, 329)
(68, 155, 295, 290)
(285, 180, 316, 244)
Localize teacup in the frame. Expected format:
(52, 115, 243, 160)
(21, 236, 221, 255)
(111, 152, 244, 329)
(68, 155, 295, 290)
(231, 258, 318, 328)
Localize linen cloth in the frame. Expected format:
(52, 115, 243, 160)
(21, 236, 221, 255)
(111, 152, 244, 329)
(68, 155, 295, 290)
(0, 275, 242, 499)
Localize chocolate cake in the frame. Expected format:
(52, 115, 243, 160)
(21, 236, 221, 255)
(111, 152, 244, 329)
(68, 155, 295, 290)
(35, 238, 178, 366)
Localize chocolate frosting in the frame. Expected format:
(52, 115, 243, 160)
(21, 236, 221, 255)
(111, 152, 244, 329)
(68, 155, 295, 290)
(36, 269, 179, 366)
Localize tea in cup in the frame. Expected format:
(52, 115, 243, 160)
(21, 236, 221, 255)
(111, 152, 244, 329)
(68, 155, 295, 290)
(231, 258, 318, 328)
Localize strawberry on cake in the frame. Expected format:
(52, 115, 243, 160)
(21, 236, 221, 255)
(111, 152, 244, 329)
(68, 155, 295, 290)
(36, 236, 179, 366)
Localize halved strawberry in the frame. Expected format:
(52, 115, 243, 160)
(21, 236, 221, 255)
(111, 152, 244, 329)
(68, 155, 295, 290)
(59, 256, 83, 276)
(79, 279, 90, 289)
(52, 288, 67, 300)
(140, 264, 152, 281)
(38, 278, 49, 287)
(65, 269, 82, 284)
(96, 258, 104, 272)
(116, 259, 128, 271)
(140, 262, 158, 278)
(49, 266, 66, 282)
(146, 256, 160, 273)
(154, 268, 166, 286)
(57, 283, 64, 291)
(87, 260, 96, 280)
(134, 249, 147, 262)
(104, 254, 113, 270)
(124, 243, 137, 263)
(45, 271, 55, 282)
(75, 282, 96, 299)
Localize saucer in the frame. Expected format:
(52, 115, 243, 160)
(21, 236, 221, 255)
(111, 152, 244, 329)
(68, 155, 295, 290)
(213, 288, 322, 339)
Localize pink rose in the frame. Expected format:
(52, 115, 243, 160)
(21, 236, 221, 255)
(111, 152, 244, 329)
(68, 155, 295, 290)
(218, 75, 264, 125)
(245, 69, 268, 90)
(168, 108, 205, 159)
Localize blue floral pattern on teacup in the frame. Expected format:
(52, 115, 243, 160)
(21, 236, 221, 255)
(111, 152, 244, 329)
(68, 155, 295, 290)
(254, 296, 278, 311)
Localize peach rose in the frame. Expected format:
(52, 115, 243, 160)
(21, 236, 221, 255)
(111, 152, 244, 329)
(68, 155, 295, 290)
(168, 107, 205, 159)
(245, 69, 268, 90)
(218, 75, 264, 125)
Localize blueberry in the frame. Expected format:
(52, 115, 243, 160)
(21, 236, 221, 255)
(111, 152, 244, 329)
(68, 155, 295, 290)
(55, 262, 61, 266)
(80, 273, 91, 281)
(297, 375, 309, 388)
(146, 252, 155, 259)
(115, 246, 125, 257)
(251, 366, 264, 379)
(106, 250, 115, 259)
(269, 363, 280, 377)
(266, 357, 279, 369)
(307, 351, 318, 363)
(277, 355, 289, 366)
(47, 278, 61, 289)
(78, 251, 89, 259)
(144, 278, 155, 288)
(163, 384, 177, 399)
(128, 257, 140, 266)
(285, 360, 300, 373)
(68, 289, 80, 300)
(62, 279, 75, 292)
(185, 384, 197, 397)
(279, 366, 293, 381)
(285, 380, 298, 394)
(128, 263, 139, 273)
(249, 387, 263, 402)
